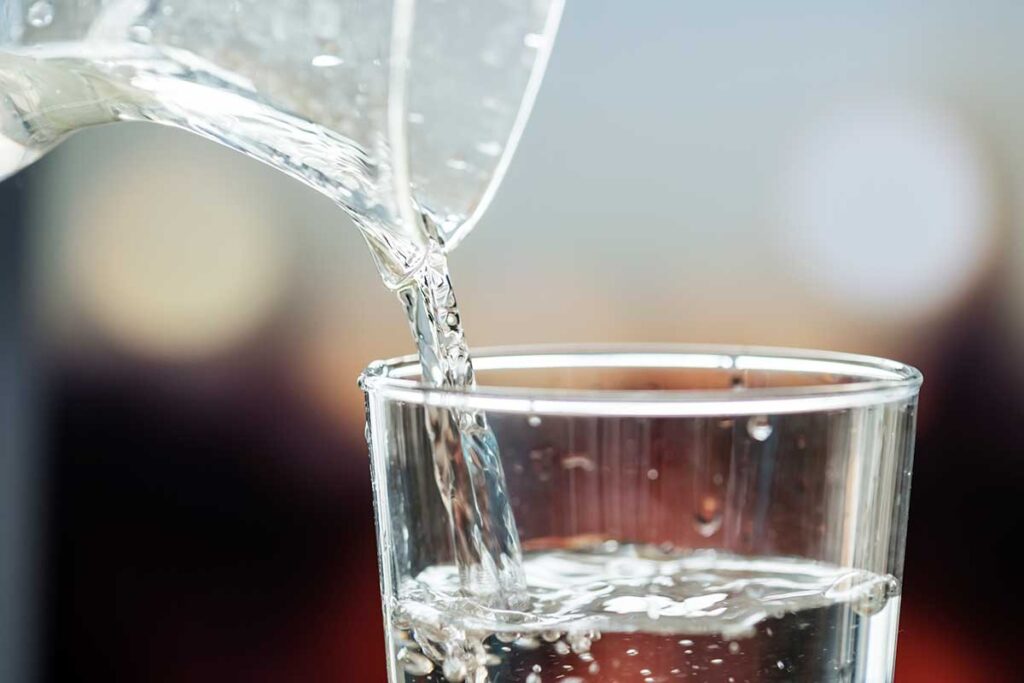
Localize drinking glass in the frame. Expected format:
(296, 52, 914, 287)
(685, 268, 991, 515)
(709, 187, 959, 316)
(361, 345, 921, 682)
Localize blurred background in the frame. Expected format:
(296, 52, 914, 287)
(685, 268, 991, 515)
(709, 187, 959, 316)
(3, 1, 1024, 681)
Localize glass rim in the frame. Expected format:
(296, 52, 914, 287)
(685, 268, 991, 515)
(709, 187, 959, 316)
(359, 344, 922, 417)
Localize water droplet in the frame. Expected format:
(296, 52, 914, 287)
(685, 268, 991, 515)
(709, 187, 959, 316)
(475, 141, 503, 157)
(646, 468, 659, 481)
(27, 0, 54, 27)
(528, 415, 542, 427)
(523, 32, 546, 48)
(311, 54, 344, 67)
(747, 415, 773, 441)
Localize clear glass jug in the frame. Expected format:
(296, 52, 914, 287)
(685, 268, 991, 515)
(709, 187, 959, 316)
(0, 0, 564, 285)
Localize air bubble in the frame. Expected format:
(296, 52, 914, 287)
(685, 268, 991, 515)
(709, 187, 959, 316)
(515, 637, 540, 650)
(398, 648, 434, 676)
(567, 631, 593, 654)
(694, 496, 723, 537)
(747, 415, 773, 441)
(565, 456, 598, 473)
(27, 0, 54, 27)
(626, 648, 639, 657)
(128, 25, 152, 42)
(528, 415, 542, 427)
(442, 657, 467, 681)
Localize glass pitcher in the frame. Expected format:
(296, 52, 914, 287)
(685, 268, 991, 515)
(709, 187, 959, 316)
(0, 0, 564, 285)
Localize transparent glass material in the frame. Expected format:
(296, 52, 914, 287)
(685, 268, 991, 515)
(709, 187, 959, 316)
(0, 0, 564, 285)
(361, 345, 922, 683)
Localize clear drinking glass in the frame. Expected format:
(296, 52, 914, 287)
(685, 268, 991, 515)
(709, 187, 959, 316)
(361, 345, 921, 683)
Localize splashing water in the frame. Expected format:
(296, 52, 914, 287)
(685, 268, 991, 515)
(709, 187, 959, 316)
(390, 544, 901, 682)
